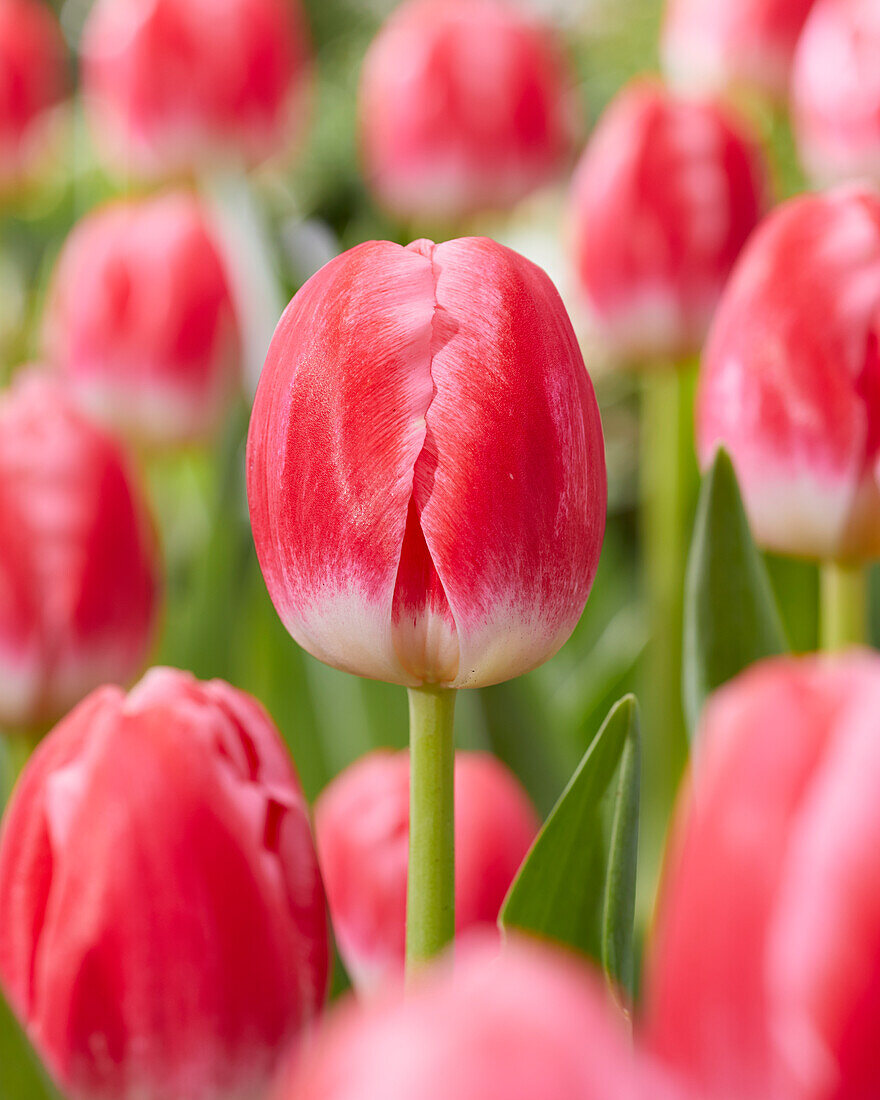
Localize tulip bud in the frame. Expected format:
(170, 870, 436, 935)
(0, 372, 157, 732)
(358, 0, 577, 222)
(81, 0, 310, 180)
(0, 666, 330, 1100)
(792, 0, 880, 187)
(315, 749, 539, 992)
(696, 184, 880, 561)
(569, 80, 767, 365)
(647, 653, 880, 1099)
(247, 236, 606, 689)
(44, 192, 241, 448)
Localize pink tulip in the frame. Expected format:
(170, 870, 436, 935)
(569, 79, 767, 364)
(647, 653, 880, 1099)
(358, 0, 577, 222)
(44, 192, 241, 447)
(792, 0, 880, 186)
(315, 749, 539, 992)
(82, 0, 310, 179)
(696, 185, 880, 560)
(0, 372, 157, 732)
(247, 237, 606, 689)
(661, 0, 817, 102)
(0, 666, 329, 1099)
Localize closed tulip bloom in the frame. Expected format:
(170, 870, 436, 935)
(0, 666, 329, 1100)
(647, 653, 880, 1099)
(315, 750, 539, 992)
(247, 237, 606, 689)
(44, 192, 241, 447)
(359, 0, 577, 222)
(792, 0, 880, 186)
(696, 185, 880, 560)
(0, 372, 156, 732)
(81, 0, 310, 179)
(569, 80, 766, 364)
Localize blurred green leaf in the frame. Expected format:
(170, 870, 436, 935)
(0, 989, 61, 1098)
(499, 695, 640, 999)
(683, 449, 788, 736)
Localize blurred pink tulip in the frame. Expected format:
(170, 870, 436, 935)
(569, 79, 767, 364)
(359, 0, 577, 222)
(647, 653, 880, 1099)
(696, 184, 880, 560)
(44, 192, 241, 448)
(0, 666, 329, 1100)
(247, 236, 606, 689)
(0, 372, 157, 732)
(315, 749, 539, 992)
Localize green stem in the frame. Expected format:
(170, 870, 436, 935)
(406, 685, 456, 975)
(2, 732, 38, 805)
(820, 561, 868, 651)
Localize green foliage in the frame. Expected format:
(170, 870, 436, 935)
(0, 990, 61, 1099)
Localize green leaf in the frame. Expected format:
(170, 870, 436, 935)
(683, 448, 788, 736)
(0, 989, 61, 1099)
(499, 696, 640, 998)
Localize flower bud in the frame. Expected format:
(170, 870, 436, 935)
(44, 192, 241, 448)
(0, 666, 330, 1100)
(315, 749, 539, 992)
(0, 372, 157, 731)
(359, 0, 577, 222)
(647, 653, 880, 1100)
(696, 184, 880, 560)
(247, 237, 606, 689)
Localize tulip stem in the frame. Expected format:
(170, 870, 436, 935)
(820, 561, 868, 651)
(406, 685, 456, 976)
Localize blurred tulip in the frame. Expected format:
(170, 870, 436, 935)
(0, 372, 156, 732)
(82, 0, 310, 180)
(315, 749, 539, 992)
(0, 666, 329, 1100)
(792, 0, 880, 186)
(647, 652, 880, 1100)
(247, 236, 606, 689)
(44, 191, 241, 448)
(696, 184, 880, 560)
(569, 79, 767, 365)
(661, 0, 817, 102)
(358, 0, 578, 223)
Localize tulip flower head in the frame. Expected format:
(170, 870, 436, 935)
(82, 0, 311, 179)
(44, 192, 241, 448)
(569, 80, 767, 365)
(0, 372, 157, 732)
(247, 236, 606, 689)
(648, 653, 880, 1100)
(0, 666, 329, 1100)
(792, 0, 880, 187)
(696, 185, 880, 561)
(359, 0, 578, 222)
(315, 749, 539, 992)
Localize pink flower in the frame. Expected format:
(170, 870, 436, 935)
(315, 749, 539, 992)
(647, 653, 880, 1099)
(81, 0, 311, 179)
(359, 0, 577, 222)
(0, 666, 330, 1100)
(696, 184, 880, 560)
(44, 192, 241, 447)
(792, 0, 880, 186)
(247, 237, 606, 689)
(0, 372, 157, 731)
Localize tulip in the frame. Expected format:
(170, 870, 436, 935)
(647, 652, 880, 1100)
(315, 749, 539, 992)
(81, 0, 311, 180)
(792, 0, 880, 187)
(358, 0, 577, 223)
(43, 192, 242, 448)
(0, 372, 157, 733)
(0, 666, 330, 1100)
